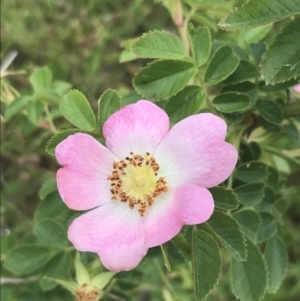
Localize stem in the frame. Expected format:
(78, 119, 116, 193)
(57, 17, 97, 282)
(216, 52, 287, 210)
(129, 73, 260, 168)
(44, 105, 58, 134)
(1, 276, 38, 284)
(153, 259, 180, 301)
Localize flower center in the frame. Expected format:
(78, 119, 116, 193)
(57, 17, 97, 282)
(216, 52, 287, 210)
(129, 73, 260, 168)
(108, 152, 168, 216)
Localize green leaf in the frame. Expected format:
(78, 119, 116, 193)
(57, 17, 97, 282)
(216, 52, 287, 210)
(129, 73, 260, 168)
(261, 18, 300, 84)
(255, 186, 276, 212)
(40, 252, 72, 291)
(204, 46, 240, 85)
(26, 100, 43, 125)
(264, 234, 288, 293)
(132, 30, 186, 59)
(211, 41, 249, 60)
(39, 178, 57, 200)
(4, 95, 31, 121)
(98, 89, 121, 135)
(272, 198, 288, 220)
(257, 212, 277, 242)
(34, 192, 68, 222)
(255, 99, 283, 124)
(4, 244, 53, 274)
(232, 239, 267, 301)
(213, 92, 251, 113)
(133, 60, 197, 101)
(35, 218, 68, 249)
(223, 60, 259, 85)
(188, 24, 211, 66)
(29, 66, 52, 93)
(235, 161, 269, 183)
(234, 183, 265, 207)
(209, 187, 239, 210)
(207, 211, 246, 261)
(192, 229, 221, 301)
(258, 78, 299, 92)
(219, 0, 300, 30)
(52, 81, 72, 95)
(171, 232, 191, 254)
(165, 85, 205, 124)
(60, 90, 96, 130)
(119, 38, 139, 63)
(233, 210, 261, 242)
(249, 43, 266, 64)
(46, 129, 101, 156)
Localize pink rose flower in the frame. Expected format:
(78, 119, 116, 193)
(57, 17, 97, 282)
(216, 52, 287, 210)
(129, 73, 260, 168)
(55, 100, 237, 272)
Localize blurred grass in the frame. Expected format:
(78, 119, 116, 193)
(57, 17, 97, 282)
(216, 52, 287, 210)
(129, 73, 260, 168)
(1, 0, 170, 100)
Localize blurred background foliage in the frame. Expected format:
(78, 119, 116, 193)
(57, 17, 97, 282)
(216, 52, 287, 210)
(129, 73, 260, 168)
(1, 0, 300, 300)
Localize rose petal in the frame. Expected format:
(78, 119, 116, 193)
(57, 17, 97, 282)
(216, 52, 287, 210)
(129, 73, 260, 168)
(144, 184, 214, 247)
(68, 202, 147, 272)
(175, 184, 214, 225)
(154, 113, 238, 188)
(103, 100, 169, 158)
(56, 133, 116, 210)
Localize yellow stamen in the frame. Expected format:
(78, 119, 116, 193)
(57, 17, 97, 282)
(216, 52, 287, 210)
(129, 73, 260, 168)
(107, 152, 168, 216)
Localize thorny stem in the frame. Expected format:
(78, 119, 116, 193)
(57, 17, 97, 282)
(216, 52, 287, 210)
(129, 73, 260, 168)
(153, 259, 180, 301)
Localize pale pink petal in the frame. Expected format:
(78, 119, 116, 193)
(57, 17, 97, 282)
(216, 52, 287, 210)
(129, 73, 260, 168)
(294, 84, 300, 93)
(144, 185, 214, 247)
(103, 100, 169, 158)
(154, 113, 238, 188)
(68, 202, 147, 272)
(56, 133, 116, 210)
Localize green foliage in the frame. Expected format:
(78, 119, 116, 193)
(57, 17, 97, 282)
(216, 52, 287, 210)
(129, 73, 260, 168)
(235, 161, 269, 183)
(4, 95, 31, 121)
(207, 211, 247, 261)
(209, 187, 239, 210)
(192, 229, 221, 301)
(60, 90, 96, 130)
(4, 244, 53, 274)
(165, 85, 205, 124)
(213, 92, 251, 113)
(133, 60, 197, 100)
(204, 46, 240, 85)
(98, 89, 121, 135)
(234, 183, 265, 206)
(29, 66, 53, 93)
(255, 99, 283, 124)
(188, 24, 211, 66)
(231, 239, 267, 301)
(219, 0, 300, 30)
(40, 252, 72, 291)
(132, 30, 186, 59)
(260, 18, 300, 84)
(264, 234, 288, 293)
(34, 218, 68, 249)
(233, 210, 261, 242)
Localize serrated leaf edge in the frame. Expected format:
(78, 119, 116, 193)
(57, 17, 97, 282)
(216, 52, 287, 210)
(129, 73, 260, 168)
(192, 228, 222, 301)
